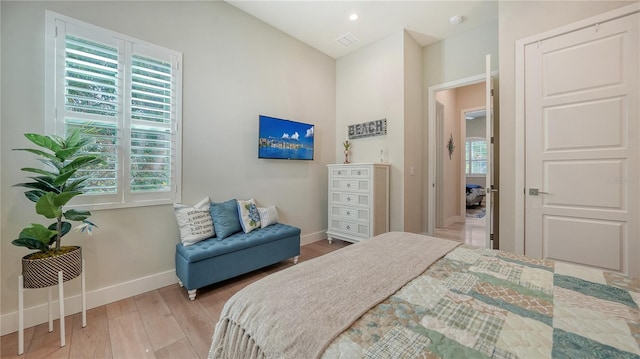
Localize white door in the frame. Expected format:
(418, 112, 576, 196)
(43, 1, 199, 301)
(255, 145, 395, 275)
(485, 55, 493, 249)
(525, 13, 639, 276)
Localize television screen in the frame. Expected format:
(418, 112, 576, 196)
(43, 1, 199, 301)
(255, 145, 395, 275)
(258, 115, 314, 160)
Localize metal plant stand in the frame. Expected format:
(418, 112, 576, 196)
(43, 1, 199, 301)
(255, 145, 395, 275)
(17, 259, 86, 355)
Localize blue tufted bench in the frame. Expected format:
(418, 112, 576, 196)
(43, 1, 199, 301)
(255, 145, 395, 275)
(175, 223, 300, 300)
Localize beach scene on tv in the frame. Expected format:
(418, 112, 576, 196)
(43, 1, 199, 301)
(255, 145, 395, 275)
(259, 115, 314, 160)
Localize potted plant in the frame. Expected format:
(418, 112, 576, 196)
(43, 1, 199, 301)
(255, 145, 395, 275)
(13, 130, 104, 288)
(343, 139, 351, 164)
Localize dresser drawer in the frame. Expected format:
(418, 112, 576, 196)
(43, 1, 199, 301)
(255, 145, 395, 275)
(330, 192, 369, 207)
(330, 205, 369, 221)
(330, 167, 370, 178)
(330, 179, 370, 192)
(329, 219, 369, 238)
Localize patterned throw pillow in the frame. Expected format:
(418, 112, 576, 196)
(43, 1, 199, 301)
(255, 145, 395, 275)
(257, 206, 279, 228)
(210, 199, 243, 239)
(237, 198, 261, 233)
(173, 197, 215, 246)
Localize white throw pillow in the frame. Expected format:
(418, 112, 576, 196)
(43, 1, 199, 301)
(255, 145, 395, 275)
(237, 198, 261, 233)
(258, 206, 279, 228)
(174, 197, 215, 246)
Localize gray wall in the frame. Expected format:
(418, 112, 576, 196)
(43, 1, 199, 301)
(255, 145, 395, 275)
(336, 31, 406, 231)
(1, 0, 335, 332)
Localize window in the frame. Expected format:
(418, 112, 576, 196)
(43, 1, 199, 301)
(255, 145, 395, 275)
(45, 11, 182, 209)
(466, 138, 487, 176)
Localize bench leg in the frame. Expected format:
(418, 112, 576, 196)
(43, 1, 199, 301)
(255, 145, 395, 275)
(188, 289, 197, 301)
(178, 279, 184, 288)
(293, 256, 299, 264)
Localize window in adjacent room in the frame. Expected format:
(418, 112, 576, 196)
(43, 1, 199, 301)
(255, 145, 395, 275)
(45, 11, 183, 209)
(465, 138, 487, 176)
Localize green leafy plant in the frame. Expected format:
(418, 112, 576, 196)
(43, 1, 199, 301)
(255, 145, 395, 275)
(12, 130, 105, 255)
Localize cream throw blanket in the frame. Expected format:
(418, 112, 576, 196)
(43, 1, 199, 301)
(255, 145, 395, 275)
(209, 232, 460, 359)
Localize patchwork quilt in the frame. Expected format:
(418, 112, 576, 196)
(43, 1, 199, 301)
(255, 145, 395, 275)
(323, 245, 640, 358)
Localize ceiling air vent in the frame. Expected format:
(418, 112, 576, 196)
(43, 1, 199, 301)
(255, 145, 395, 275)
(336, 33, 360, 47)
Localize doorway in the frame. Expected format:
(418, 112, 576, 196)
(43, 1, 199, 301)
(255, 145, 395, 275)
(432, 84, 487, 247)
(427, 59, 497, 249)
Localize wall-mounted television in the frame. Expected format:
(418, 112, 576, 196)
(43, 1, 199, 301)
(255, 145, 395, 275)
(258, 115, 314, 160)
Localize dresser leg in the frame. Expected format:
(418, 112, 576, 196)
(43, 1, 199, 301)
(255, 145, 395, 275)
(327, 236, 333, 244)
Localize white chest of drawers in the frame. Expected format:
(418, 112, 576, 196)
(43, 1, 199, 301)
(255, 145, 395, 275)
(326, 163, 390, 243)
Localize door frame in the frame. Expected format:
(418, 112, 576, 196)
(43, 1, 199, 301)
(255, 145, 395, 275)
(514, 2, 640, 255)
(435, 101, 445, 228)
(427, 72, 496, 236)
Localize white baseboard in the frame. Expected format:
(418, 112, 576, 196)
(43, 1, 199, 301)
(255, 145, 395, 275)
(301, 229, 327, 246)
(2, 230, 328, 336)
(443, 216, 457, 227)
(0, 270, 178, 336)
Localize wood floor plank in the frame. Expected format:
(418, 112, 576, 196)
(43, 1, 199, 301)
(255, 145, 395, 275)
(154, 337, 200, 359)
(1, 240, 345, 359)
(108, 311, 155, 359)
(69, 307, 112, 358)
(105, 297, 137, 320)
(159, 285, 214, 359)
(134, 290, 185, 352)
(195, 290, 227, 327)
(212, 272, 263, 302)
(24, 318, 73, 359)
(1, 326, 35, 359)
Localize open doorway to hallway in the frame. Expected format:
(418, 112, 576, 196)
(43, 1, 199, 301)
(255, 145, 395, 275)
(433, 82, 487, 247)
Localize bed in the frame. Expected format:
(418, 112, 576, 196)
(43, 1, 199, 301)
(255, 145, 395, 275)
(209, 232, 640, 359)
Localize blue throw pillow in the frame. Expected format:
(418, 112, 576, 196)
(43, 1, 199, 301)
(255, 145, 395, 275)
(210, 199, 242, 239)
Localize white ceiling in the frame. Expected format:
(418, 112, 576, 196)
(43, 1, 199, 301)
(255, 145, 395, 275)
(225, 1, 499, 59)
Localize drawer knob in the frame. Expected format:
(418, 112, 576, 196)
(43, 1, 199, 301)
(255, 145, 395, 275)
(347, 183, 351, 188)
(346, 211, 351, 216)
(346, 225, 351, 230)
(358, 171, 361, 175)
(347, 197, 351, 202)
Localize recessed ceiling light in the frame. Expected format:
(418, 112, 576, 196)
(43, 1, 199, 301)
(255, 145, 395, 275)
(349, 13, 359, 21)
(449, 15, 463, 25)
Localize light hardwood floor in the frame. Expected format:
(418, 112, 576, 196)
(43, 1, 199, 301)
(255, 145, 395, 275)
(1, 239, 350, 359)
(434, 206, 487, 247)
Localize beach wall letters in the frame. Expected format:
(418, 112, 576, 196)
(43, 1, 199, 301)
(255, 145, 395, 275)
(348, 119, 387, 139)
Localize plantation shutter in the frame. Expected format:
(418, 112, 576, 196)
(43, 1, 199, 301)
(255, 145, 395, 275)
(128, 47, 177, 196)
(48, 13, 182, 209)
(63, 33, 120, 195)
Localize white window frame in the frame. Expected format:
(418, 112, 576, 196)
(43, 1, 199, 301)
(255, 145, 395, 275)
(465, 137, 487, 177)
(45, 11, 182, 210)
